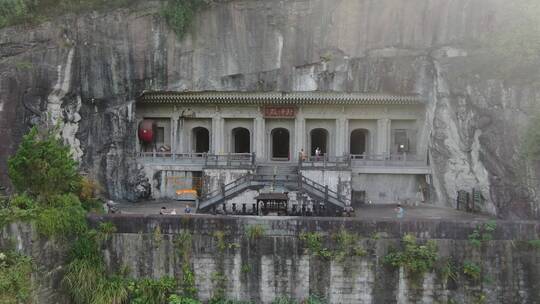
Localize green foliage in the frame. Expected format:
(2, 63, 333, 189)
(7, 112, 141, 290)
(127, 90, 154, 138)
(97, 222, 117, 241)
(463, 261, 482, 281)
(524, 113, 540, 161)
(161, 0, 209, 38)
(213, 230, 227, 252)
(240, 264, 251, 274)
(14, 61, 33, 70)
(304, 295, 327, 304)
(245, 224, 265, 240)
(0, 0, 142, 29)
(468, 221, 497, 247)
(438, 259, 458, 285)
(0, 194, 38, 228)
(0, 250, 33, 304)
(528, 239, 540, 248)
(8, 127, 81, 200)
(169, 295, 201, 304)
(153, 226, 163, 248)
(79, 177, 104, 213)
(210, 271, 227, 302)
(0, 0, 31, 28)
(173, 231, 197, 298)
(384, 234, 438, 276)
(300, 232, 331, 259)
(129, 277, 177, 304)
(181, 263, 197, 299)
(35, 194, 87, 238)
(333, 230, 366, 262)
(272, 297, 297, 304)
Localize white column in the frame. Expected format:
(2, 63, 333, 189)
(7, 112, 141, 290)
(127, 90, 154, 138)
(376, 118, 391, 155)
(294, 115, 305, 161)
(212, 116, 224, 154)
(171, 117, 178, 153)
(255, 116, 266, 161)
(335, 118, 347, 157)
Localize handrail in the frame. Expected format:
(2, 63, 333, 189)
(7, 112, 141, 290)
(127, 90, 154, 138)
(300, 175, 339, 198)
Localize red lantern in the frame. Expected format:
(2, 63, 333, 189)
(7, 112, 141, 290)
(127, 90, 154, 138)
(138, 120, 156, 143)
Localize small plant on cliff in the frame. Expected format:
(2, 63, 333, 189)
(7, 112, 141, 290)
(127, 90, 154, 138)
(213, 230, 227, 252)
(246, 224, 265, 240)
(161, 0, 211, 38)
(468, 220, 497, 247)
(462, 261, 482, 281)
(0, 250, 33, 304)
(129, 277, 177, 304)
(299, 232, 332, 259)
(333, 230, 367, 262)
(384, 234, 438, 276)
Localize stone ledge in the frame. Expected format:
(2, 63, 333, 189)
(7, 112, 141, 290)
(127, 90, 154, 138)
(87, 214, 540, 240)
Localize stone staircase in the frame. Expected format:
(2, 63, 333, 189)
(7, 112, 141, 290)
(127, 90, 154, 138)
(197, 164, 347, 213)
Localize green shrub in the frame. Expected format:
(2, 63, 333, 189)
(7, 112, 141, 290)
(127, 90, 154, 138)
(528, 239, 540, 248)
(463, 261, 482, 281)
(169, 295, 201, 304)
(0, 250, 33, 304)
(333, 230, 366, 262)
(305, 295, 327, 304)
(384, 234, 438, 276)
(245, 225, 265, 240)
(468, 221, 497, 247)
(299, 232, 332, 259)
(35, 194, 87, 238)
(0, 0, 32, 28)
(8, 127, 81, 200)
(129, 277, 177, 304)
(272, 296, 297, 304)
(161, 0, 209, 38)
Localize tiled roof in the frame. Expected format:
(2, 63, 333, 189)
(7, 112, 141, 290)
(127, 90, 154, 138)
(138, 91, 423, 105)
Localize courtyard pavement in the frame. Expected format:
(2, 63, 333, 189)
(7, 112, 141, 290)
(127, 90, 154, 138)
(116, 200, 493, 221)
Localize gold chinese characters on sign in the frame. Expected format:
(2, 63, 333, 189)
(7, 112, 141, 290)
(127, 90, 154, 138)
(262, 106, 297, 118)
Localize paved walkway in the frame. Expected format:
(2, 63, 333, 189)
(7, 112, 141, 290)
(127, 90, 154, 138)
(116, 201, 492, 221)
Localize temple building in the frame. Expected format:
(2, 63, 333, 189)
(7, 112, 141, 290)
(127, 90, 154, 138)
(136, 91, 431, 214)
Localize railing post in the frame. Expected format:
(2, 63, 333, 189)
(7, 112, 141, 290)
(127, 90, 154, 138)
(204, 153, 208, 167)
(252, 152, 256, 167)
(323, 154, 327, 168)
(227, 152, 231, 166)
(325, 185, 329, 203)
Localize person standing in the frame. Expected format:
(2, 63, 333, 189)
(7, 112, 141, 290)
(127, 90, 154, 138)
(315, 147, 321, 161)
(395, 203, 404, 219)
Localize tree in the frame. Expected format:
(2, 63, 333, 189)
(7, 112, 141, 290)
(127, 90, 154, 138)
(8, 127, 81, 200)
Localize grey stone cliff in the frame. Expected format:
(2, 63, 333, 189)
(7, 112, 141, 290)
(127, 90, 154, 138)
(0, 0, 538, 218)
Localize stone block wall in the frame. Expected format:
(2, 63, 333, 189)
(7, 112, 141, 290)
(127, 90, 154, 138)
(3, 216, 540, 303)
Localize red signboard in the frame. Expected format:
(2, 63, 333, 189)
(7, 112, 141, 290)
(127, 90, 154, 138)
(263, 106, 297, 118)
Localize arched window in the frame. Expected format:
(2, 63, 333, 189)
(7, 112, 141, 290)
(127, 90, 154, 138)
(310, 128, 329, 156)
(350, 129, 369, 155)
(192, 127, 209, 153)
(271, 128, 290, 160)
(232, 127, 250, 153)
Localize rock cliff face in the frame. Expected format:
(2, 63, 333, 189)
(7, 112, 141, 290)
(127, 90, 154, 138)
(0, 0, 538, 218)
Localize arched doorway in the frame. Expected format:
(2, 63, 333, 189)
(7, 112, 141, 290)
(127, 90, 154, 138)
(350, 129, 368, 155)
(192, 127, 209, 153)
(310, 128, 329, 156)
(271, 128, 290, 160)
(232, 127, 250, 153)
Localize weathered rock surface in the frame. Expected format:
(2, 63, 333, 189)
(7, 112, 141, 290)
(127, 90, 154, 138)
(0, 0, 539, 218)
